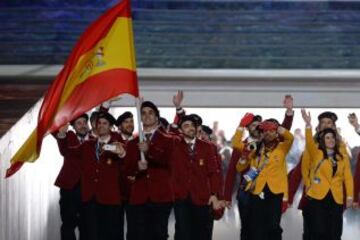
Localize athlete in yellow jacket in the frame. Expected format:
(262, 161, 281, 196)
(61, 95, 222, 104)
(245, 124, 294, 201)
(245, 120, 294, 240)
(301, 110, 353, 205)
(301, 111, 350, 190)
(301, 109, 353, 240)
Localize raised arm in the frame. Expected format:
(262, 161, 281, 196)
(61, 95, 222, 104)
(231, 113, 255, 151)
(231, 128, 245, 152)
(172, 90, 185, 125)
(348, 113, 360, 135)
(281, 95, 294, 130)
(53, 124, 79, 156)
(301, 109, 318, 159)
(277, 126, 294, 153)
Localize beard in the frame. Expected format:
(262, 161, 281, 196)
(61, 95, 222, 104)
(76, 127, 89, 136)
(249, 130, 260, 139)
(121, 127, 134, 136)
(183, 130, 196, 139)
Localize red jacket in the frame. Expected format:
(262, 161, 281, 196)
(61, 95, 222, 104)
(126, 130, 174, 205)
(70, 135, 123, 205)
(113, 132, 134, 202)
(211, 142, 225, 219)
(171, 137, 220, 205)
(223, 149, 243, 202)
(210, 142, 224, 199)
(54, 131, 83, 190)
(287, 156, 303, 205)
(288, 158, 311, 210)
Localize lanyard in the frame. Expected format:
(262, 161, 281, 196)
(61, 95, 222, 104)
(306, 157, 334, 193)
(255, 147, 270, 171)
(313, 158, 326, 177)
(248, 147, 270, 192)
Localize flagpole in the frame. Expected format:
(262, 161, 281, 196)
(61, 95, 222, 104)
(135, 97, 146, 161)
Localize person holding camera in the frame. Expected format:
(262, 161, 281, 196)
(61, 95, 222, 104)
(223, 112, 263, 240)
(244, 120, 294, 240)
(222, 95, 294, 240)
(58, 112, 126, 240)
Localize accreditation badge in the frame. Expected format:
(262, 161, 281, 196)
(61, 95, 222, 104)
(314, 177, 321, 184)
(243, 167, 259, 182)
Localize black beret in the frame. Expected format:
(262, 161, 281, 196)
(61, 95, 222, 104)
(201, 125, 213, 135)
(97, 112, 116, 125)
(252, 115, 262, 124)
(70, 113, 89, 126)
(318, 111, 338, 122)
(141, 101, 160, 117)
(90, 111, 100, 123)
(188, 114, 203, 126)
(179, 115, 199, 128)
(116, 111, 133, 126)
(159, 117, 169, 129)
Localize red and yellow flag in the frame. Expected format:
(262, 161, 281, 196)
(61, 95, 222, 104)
(6, 0, 139, 177)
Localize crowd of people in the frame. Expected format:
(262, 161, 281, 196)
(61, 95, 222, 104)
(52, 91, 360, 240)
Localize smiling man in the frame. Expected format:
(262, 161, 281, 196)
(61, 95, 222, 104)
(171, 115, 221, 240)
(54, 113, 90, 240)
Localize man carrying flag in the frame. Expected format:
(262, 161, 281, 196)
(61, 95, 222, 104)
(5, 0, 139, 178)
(5, 1, 139, 239)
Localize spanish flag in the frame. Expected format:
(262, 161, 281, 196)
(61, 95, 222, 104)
(6, 0, 139, 178)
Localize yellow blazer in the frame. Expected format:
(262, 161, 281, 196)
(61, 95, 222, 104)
(231, 128, 251, 173)
(232, 127, 245, 152)
(301, 134, 349, 189)
(246, 129, 294, 200)
(305, 128, 353, 204)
